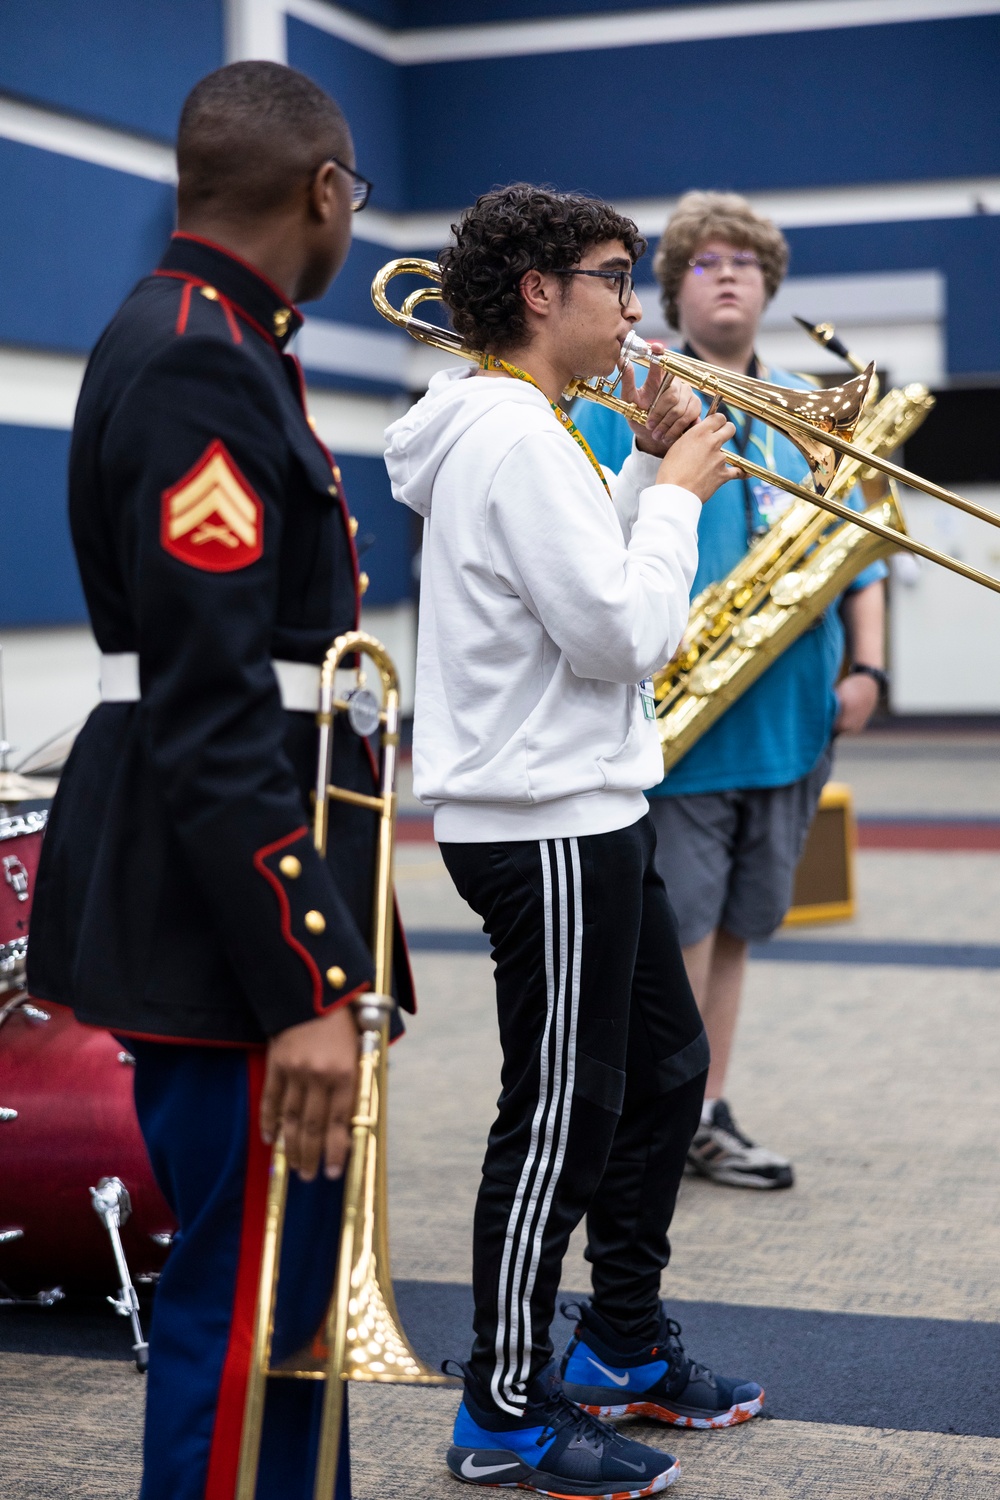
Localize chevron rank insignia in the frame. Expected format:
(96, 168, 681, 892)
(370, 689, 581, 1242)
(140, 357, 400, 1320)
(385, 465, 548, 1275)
(160, 440, 263, 572)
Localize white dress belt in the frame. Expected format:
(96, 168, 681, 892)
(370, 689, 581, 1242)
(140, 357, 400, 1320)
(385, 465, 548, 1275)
(99, 653, 323, 714)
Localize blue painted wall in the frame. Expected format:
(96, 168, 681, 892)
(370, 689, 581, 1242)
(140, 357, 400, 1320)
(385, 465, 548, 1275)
(1, 3, 998, 627)
(0, 431, 410, 626)
(0, 141, 174, 355)
(0, 426, 83, 625)
(402, 17, 1000, 208)
(287, 18, 405, 213)
(0, 0, 223, 141)
(784, 216, 1000, 381)
(340, 455, 415, 607)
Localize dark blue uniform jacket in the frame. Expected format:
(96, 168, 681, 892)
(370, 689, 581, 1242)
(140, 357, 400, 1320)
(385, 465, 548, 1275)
(29, 233, 414, 1044)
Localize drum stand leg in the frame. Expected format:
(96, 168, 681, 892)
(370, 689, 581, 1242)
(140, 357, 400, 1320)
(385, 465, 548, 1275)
(90, 1176, 149, 1372)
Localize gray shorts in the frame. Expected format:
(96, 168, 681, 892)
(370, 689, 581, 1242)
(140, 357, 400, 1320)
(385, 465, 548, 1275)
(646, 744, 833, 947)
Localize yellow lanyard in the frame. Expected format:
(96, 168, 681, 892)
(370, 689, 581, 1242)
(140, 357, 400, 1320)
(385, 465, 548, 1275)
(481, 355, 611, 496)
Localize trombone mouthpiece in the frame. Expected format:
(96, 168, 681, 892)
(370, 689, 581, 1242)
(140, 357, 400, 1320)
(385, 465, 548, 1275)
(620, 331, 653, 365)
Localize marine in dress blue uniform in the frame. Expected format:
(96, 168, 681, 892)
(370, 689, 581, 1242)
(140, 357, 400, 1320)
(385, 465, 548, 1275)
(28, 62, 412, 1500)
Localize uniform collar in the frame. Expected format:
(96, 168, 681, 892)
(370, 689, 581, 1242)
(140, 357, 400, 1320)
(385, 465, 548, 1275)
(159, 233, 303, 349)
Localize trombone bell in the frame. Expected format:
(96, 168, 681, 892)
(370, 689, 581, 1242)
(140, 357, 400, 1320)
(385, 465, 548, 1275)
(370, 256, 1000, 596)
(614, 331, 876, 494)
(236, 632, 446, 1500)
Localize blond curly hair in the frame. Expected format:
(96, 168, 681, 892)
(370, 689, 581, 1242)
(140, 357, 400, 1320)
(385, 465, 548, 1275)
(653, 191, 789, 330)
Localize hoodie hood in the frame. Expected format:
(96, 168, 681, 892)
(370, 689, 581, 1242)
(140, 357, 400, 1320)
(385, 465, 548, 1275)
(384, 365, 548, 518)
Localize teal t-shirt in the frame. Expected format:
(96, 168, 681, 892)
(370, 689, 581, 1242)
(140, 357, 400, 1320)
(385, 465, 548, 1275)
(572, 361, 887, 796)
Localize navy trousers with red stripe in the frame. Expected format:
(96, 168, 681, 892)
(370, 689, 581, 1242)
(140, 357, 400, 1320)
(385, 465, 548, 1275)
(441, 815, 709, 1418)
(131, 1042, 351, 1500)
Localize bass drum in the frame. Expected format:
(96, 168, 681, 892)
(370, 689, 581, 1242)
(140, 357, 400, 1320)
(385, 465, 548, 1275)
(0, 995, 177, 1299)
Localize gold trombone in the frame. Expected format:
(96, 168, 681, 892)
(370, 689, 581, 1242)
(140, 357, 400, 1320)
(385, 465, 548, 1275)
(236, 631, 447, 1500)
(371, 258, 1000, 596)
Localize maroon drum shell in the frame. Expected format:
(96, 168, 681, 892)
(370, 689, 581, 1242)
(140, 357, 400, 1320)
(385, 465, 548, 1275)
(0, 811, 46, 946)
(0, 1000, 177, 1297)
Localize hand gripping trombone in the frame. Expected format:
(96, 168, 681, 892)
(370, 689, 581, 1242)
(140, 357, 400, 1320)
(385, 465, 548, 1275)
(236, 632, 447, 1500)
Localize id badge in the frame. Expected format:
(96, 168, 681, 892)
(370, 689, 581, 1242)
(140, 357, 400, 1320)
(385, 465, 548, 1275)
(750, 476, 793, 529)
(638, 677, 657, 721)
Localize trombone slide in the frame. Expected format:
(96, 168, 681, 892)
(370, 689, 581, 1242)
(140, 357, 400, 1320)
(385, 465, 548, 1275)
(235, 633, 446, 1500)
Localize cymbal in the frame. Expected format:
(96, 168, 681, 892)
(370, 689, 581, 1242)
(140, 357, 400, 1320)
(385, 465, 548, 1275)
(0, 770, 58, 803)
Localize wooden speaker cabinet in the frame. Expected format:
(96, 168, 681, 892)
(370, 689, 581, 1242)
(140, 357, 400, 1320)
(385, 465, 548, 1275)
(783, 781, 855, 926)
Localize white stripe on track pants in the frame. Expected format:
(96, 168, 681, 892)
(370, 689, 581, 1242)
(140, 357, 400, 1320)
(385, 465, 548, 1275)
(441, 814, 709, 1416)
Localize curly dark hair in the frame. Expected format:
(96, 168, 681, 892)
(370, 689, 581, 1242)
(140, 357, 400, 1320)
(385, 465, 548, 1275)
(439, 184, 646, 352)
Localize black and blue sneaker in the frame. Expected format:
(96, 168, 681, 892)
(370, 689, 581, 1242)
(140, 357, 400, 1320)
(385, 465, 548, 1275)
(560, 1301, 764, 1430)
(446, 1359, 680, 1496)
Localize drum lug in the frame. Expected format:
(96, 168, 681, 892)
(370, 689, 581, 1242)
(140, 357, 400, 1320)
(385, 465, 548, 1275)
(0, 1285, 65, 1308)
(0, 1228, 24, 1244)
(2, 854, 30, 902)
(149, 1231, 174, 1247)
(20, 1004, 50, 1025)
(117, 1050, 135, 1066)
(89, 1176, 150, 1373)
(0, 940, 28, 1006)
(0, 1106, 17, 1121)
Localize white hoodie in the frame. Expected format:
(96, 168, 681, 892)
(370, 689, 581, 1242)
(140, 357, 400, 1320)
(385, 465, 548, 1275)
(385, 366, 701, 842)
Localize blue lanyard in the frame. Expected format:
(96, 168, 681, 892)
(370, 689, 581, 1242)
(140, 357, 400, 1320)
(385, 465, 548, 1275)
(683, 343, 765, 544)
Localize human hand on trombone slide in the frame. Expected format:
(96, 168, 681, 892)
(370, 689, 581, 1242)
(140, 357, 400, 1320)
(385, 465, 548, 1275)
(619, 340, 739, 499)
(259, 1005, 360, 1182)
(621, 339, 702, 455)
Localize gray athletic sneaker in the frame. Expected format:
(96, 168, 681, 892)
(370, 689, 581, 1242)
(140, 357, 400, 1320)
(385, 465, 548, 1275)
(686, 1100, 794, 1189)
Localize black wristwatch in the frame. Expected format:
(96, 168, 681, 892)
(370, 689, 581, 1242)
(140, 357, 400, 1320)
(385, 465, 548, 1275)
(847, 662, 889, 695)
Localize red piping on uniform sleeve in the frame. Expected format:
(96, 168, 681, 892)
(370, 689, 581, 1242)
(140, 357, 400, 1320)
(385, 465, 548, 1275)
(176, 280, 193, 336)
(204, 1051, 270, 1500)
(253, 827, 325, 1013)
(154, 269, 269, 348)
(220, 294, 243, 345)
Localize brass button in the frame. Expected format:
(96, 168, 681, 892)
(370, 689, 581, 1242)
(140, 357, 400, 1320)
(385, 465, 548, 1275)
(279, 855, 301, 879)
(358, 571, 369, 595)
(200, 285, 218, 301)
(328, 483, 339, 496)
(273, 307, 291, 338)
(308, 414, 318, 432)
(326, 965, 346, 990)
(348, 516, 359, 538)
(332, 465, 342, 483)
(304, 910, 326, 935)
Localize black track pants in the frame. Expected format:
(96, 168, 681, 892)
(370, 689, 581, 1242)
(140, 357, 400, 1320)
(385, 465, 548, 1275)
(440, 815, 708, 1418)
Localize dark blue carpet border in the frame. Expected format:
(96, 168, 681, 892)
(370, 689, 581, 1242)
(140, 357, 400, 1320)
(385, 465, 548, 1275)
(4, 1283, 996, 1437)
(406, 929, 1000, 968)
(392, 1282, 999, 1439)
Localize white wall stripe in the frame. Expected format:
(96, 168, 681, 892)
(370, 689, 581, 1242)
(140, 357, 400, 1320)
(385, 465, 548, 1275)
(2, 91, 996, 250)
(0, 95, 176, 183)
(279, 0, 1000, 64)
(0, 344, 400, 455)
(0, 348, 87, 431)
(359, 176, 1000, 252)
(615, 178, 1000, 239)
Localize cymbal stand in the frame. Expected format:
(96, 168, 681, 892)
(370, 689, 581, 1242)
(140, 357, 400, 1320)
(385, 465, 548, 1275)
(89, 1176, 150, 1371)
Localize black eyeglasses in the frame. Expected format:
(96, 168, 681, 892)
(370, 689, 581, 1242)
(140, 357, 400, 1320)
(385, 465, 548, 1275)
(688, 251, 761, 276)
(551, 267, 635, 308)
(330, 157, 373, 212)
